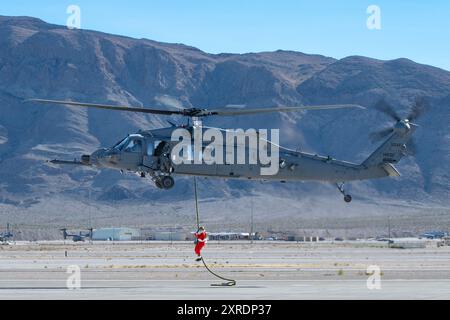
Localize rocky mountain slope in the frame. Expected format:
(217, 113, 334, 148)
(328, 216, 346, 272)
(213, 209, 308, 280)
(0, 16, 449, 237)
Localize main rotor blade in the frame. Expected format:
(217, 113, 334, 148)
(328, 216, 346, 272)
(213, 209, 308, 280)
(374, 99, 401, 122)
(26, 99, 364, 118)
(26, 99, 184, 116)
(207, 104, 364, 116)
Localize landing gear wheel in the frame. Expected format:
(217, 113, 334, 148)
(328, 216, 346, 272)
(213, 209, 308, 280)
(336, 182, 352, 203)
(161, 176, 175, 189)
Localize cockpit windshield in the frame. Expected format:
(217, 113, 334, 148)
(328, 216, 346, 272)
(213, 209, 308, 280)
(113, 137, 129, 150)
(124, 139, 142, 153)
(113, 134, 144, 152)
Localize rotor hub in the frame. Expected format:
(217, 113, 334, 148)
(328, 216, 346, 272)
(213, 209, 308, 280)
(183, 108, 208, 117)
(394, 119, 411, 133)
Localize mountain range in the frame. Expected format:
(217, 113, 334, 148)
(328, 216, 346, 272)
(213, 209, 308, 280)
(0, 16, 449, 238)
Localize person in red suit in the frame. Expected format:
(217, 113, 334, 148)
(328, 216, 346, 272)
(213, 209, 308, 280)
(194, 226, 207, 261)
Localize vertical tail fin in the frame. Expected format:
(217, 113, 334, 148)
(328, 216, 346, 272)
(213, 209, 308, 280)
(362, 122, 417, 171)
(61, 228, 68, 240)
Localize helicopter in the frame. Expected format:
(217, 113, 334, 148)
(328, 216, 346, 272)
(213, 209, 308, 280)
(26, 98, 426, 202)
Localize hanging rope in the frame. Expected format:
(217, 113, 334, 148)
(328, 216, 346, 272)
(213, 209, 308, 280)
(193, 177, 236, 287)
(194, 176, 200, 229)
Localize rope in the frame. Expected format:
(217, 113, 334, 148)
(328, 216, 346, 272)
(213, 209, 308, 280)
(201, 259, 236, 287)
(194, 176, 200, 229)
(193, 177, 236, 287)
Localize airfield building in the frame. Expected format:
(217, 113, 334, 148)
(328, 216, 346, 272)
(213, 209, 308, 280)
(150, 231, 188, 241)
(91, 228, 140, 241)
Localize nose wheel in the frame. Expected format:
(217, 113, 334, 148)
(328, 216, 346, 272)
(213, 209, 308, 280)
(336, 182, 352, 203)
(161, 176, 175, 189)
(344, 194, 352, 203)
(154, 175, 175, 190)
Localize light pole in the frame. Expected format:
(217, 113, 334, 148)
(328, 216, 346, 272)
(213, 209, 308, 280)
(250, 197, 254, 244)
(387, 215, 391, 248)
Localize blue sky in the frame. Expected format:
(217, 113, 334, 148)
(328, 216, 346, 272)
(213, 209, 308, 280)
(2, 0, 450, 70)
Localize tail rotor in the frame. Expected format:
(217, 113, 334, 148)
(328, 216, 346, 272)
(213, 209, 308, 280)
(369, 97, 429, 155)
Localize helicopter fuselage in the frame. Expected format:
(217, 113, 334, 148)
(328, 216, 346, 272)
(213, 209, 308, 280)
(81, 124, 409, 193)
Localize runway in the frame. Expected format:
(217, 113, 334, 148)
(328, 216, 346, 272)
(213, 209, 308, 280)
(0, 241, 449, 299)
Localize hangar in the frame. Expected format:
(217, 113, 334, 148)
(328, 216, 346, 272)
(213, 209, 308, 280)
(91, 228, 140, 241)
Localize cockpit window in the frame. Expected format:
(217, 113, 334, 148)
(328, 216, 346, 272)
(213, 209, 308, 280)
(113, 134, 144, 152)
(147, 142, 154, 156)
(124, 139, 142, 153)
(113, 137, 128, 150)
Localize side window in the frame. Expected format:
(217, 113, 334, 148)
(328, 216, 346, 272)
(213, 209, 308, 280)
(124, 139, 142, 153)
(146, 142, 154, 156)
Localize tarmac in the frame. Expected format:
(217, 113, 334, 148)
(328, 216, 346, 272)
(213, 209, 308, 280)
(0, 240, 449, 299)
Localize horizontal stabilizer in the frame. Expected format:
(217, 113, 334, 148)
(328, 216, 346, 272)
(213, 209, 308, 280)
(381, 163, 401, 177)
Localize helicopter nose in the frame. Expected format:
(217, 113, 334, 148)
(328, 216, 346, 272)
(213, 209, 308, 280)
(88, 148, 108, 167)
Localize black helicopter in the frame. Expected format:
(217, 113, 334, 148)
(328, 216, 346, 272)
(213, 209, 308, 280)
(26, 98, 426, 202)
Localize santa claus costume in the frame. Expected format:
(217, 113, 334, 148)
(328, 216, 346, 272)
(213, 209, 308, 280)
(194, 227, 207, 261)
